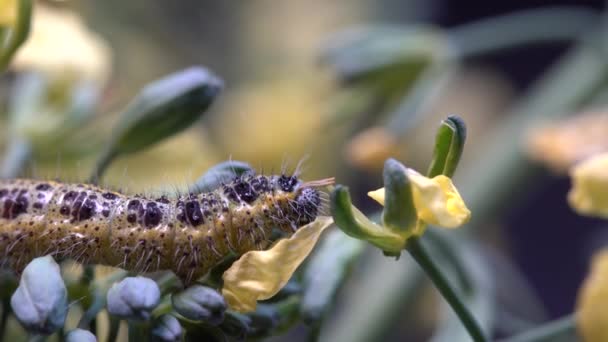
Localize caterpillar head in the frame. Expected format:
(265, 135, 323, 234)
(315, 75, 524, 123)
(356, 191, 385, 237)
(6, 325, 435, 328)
(222, 172, 333, 233)
(278, 175, 334, 230)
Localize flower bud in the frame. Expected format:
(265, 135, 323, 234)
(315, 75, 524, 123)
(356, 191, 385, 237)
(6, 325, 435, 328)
(427, 115, 466, 178)
(151, 314, 182, 342)
(220, 312, 251, 340)
(92, 66, 223, 180)
(66, 329, 97, 342)
(10, 255, 68, 335)
(106, 276, 160, 320)
(172, 285, 226, 325)
(192, 160, 253, 193)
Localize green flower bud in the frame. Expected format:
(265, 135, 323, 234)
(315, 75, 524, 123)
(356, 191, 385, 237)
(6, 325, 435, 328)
(427, 115, 467, 178)
(10, 256, 68, 335)
(92, 66, 223, 181)
(381, 158, 417, 232)
(219, 312, 251, 340)
(106, 276, 160, 320)
(172, 285, 226, 325)
(151, 314, 182, 342)
(246, 304, 280, 337)
(191, 160, 253, 193)
(66, 329, 97, 342)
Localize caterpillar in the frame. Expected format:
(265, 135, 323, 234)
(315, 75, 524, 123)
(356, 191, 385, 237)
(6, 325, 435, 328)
(0, 173, 333, 284)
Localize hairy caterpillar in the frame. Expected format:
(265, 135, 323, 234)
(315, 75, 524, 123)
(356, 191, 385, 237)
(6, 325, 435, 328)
(0, 173, 332, 284)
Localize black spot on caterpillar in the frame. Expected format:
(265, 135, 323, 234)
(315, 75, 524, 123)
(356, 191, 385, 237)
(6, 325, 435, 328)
(0, 173, 333, 284)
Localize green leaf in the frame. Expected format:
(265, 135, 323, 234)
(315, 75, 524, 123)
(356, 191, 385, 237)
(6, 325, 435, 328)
(91, 66, 223, 181)
(381, 158, 417, 232)
(191, 161, 253, 193)
(300, 229, 365, 323)
(320, 26, 447, 85)
(427, 115, 467, 178)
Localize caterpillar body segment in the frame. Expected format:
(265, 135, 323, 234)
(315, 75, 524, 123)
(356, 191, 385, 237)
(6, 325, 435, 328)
(0, 173, 328, 284)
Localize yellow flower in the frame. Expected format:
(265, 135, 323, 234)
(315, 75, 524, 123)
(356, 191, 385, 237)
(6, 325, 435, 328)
(11, 4, 112, 83)
(577, 249, 608, 342)
(0, 0, 16, 27)
(345, 126, 403, 172)
(568, 152, 608, 218)
(527, 111, 608, 173)
(221, 216, 333, 312)
(368, 167, 470, 235)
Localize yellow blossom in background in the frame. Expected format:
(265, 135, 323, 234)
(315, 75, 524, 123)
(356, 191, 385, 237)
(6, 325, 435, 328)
(214, 75, 329, 171)
(11, 4, 112, 83)
(577, 249, 608, 342)
(345, 126, 403, 172)
(0, 0, 16, 27)
(527, 111, 608, 173)
(222, 216, 333, 312)
(568, 152, 608, 219)
(368, 167, 470, 235)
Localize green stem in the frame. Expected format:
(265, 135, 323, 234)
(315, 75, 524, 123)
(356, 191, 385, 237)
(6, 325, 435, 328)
(0, 0, 32, 72)
(499, 314, 577, 342)
(150, 297, 172, 319)
(128, 320, 149, 341)
(88, 149, 118, 184)
(77, 270, 127, 329)
(107, 316, 121, 342)
(0, 136, 31, 178)
(407, 237, 487, 342)
(0, 299, 9, 341)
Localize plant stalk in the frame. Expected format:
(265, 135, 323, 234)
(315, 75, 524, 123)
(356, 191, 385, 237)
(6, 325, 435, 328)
(499, 314, 577, 342)
(407, 237, 487, 342)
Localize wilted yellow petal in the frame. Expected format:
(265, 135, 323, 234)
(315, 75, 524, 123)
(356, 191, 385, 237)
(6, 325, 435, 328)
(0, 0, 16, 26)
(222, 216, 333, 312)
(568, 153, 608, 218)
(577, 249, 608, 342)
(367, 169, 470, 229)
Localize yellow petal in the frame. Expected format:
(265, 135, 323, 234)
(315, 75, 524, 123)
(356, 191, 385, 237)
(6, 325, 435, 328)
(0, 0, 16, 27)
(577, 249, 608, 342)
(568, 153, 608, 218)
(407, 169, 470, 228)
(221, 216, 333, 312)
(367, 169, 470, 229)
(368, 188, 386, 205)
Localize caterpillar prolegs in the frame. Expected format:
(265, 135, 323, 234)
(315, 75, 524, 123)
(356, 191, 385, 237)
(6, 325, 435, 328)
(0, 173, 332, 284)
